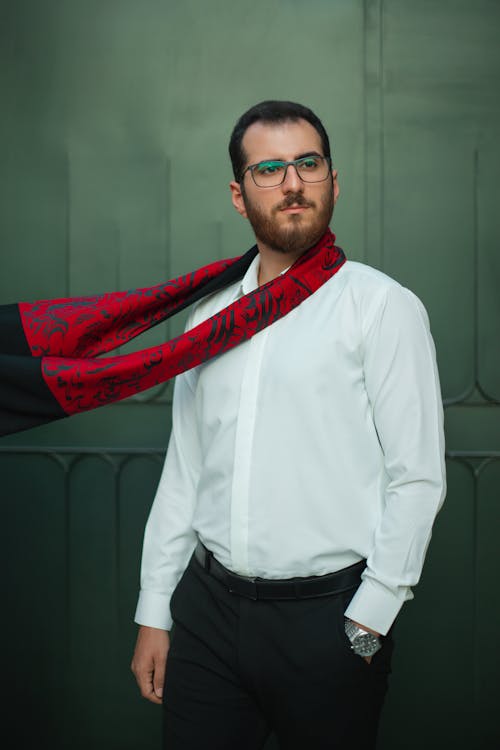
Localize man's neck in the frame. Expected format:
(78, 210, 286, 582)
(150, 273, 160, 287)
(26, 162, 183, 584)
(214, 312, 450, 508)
(256, 244, 305, 286)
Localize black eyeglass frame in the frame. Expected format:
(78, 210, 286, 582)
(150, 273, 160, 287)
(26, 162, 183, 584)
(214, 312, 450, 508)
(240, 155, 333, 187)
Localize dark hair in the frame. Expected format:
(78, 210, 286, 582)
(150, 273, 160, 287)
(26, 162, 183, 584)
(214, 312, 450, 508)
(228, 100, 331, 182)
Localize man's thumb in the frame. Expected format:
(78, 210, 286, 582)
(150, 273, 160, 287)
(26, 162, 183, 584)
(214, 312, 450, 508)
(154, 659, 166, 698)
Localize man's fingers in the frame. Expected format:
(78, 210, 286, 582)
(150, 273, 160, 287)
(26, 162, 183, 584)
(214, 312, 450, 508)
(133, 664, 163, 704)
(143, 680, 163, 705)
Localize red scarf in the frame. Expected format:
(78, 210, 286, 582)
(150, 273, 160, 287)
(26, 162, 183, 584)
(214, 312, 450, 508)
(0, 229, 345, 436)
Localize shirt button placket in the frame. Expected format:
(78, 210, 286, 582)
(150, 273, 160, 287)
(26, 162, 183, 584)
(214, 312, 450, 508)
(230, 327, 270, 574)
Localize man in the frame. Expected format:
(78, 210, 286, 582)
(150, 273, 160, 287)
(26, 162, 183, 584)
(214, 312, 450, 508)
(131, 100, 446, 749)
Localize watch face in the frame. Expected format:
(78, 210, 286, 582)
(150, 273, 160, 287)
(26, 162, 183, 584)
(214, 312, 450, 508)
(353, 633, 380, 657)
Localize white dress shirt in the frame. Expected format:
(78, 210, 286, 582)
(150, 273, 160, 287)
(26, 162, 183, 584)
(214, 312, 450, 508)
(134, 252, 446, 636)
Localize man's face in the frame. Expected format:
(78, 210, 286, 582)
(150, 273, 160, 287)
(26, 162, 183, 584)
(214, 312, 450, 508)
(230, 119, 339, 255)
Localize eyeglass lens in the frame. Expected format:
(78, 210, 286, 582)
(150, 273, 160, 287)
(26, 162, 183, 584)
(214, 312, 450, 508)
(251, 156, 329, 187)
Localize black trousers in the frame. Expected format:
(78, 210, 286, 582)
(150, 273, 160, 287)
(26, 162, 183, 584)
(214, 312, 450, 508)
(163, 550, 395, 750)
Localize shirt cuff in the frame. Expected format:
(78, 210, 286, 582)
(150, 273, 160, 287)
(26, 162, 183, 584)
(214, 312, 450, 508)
(134, 590, 173, 631)
(343, 575, 413, 636)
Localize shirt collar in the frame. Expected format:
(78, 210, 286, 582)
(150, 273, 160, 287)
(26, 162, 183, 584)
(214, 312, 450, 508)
(232, 252, 292, 300)
(239, 253, 261, 296)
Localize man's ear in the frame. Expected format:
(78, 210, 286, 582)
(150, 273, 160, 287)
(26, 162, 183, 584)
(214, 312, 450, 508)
(229, 180, 248, 219)
(332, 169, 340, 205)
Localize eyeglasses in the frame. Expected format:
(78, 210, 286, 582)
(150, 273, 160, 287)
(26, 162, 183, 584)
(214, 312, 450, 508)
(241, 155, 332, 188)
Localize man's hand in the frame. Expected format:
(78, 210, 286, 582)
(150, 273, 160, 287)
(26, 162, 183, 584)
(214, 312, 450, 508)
(131, 625, 170, 704)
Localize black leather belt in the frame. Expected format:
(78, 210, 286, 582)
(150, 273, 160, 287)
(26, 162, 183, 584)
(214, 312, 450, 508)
(193, 540, 365, 601)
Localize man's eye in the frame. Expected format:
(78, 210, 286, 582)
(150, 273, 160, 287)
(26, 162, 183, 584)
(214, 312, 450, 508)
(300, 158, 320, 169)
(256, 162, 284, 175)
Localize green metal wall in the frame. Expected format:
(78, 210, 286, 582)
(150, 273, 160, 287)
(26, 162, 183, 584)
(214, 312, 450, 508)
(1, 1, 499, 748)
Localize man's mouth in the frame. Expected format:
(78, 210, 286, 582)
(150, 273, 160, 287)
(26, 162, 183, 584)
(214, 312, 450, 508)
(280, 205, 309, 213)
(278, 199, 313, 214)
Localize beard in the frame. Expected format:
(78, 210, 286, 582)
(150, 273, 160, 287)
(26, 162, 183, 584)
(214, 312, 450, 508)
(242, 183, 335, 255)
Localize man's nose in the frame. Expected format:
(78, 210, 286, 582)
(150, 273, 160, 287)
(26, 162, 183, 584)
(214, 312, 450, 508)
(281, 163, 303, 192)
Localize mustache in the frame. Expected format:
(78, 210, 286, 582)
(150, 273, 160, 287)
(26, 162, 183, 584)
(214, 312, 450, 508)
(274, 193, 315, 211)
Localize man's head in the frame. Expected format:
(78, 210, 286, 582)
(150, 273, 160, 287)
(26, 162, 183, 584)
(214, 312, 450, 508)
(228, 100, 339, 256)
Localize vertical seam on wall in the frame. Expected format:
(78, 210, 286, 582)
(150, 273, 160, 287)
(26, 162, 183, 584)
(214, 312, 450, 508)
(65, 150, 71, 296)
(473, 147, 479, 390)
(472, 463, 478, 732)
(363, 0, 384, 270)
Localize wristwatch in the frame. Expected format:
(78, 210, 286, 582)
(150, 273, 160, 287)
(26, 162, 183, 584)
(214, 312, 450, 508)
(344, 618, 382, 658)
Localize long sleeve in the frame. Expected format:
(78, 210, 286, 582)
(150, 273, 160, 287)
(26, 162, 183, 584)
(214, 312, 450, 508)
(134, 355, 202, 631)
(344, 283, 446, 635)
